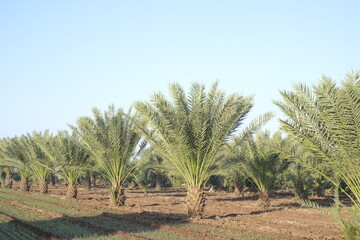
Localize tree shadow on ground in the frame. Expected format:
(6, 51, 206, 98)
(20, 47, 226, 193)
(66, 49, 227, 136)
(0, 211, 189, 240)
(206, 207, 283, 219)
(212, 195, 258, 202)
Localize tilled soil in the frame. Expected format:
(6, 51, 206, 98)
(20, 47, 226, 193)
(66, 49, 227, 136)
(13, 183, 343, 239)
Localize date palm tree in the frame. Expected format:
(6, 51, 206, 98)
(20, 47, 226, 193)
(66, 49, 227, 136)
(24, 131, 54, 194)
(275, 71, 360, 239)
(0, 137, 32, 191)
(136, 148, 167, 191)
(39, 131, 89, 199)
(221, 113, 275, 197)
(240, 131, 289, 208)
(133, 82, 255, 218)
(70, 105, 144, 206)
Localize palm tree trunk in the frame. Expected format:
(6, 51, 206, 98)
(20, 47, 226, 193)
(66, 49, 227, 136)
(110, 185, 126, 206)
(38, 179, 48, 194)
(91, 175, 96, 187)
(295, 182, 308, 200)
(50, 174, 56, 186)
(257, 191, 270, 208)
(20, 177, 30, 191)
(67, 183, 78, 199)
(234, 182, 244, 197)
(5, 172, 13, 189)
(155, 174, 162, 191)
(186, 186, 206, 219)
(86, 176, 91, 190)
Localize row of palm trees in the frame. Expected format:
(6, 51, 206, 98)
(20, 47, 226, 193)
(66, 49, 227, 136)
(1, 73, 359, 238)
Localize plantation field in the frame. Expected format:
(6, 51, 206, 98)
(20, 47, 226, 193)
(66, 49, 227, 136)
(0, 184, 343, 240)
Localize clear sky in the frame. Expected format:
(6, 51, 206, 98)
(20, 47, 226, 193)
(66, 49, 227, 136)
(1, 1, 359, 138)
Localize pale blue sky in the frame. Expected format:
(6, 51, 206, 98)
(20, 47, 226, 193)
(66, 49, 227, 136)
(1, 1, 359, 138)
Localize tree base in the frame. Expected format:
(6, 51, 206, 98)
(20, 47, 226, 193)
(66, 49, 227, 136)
(20, 177, 30, 191)
(110, 185, 126, 206)
(67, 184, 78, 199)
(257, 191, 270, 208)
(186, 186, 206, 219)
(5, 174, 13, 189)
(39, 179, 48, 194)
(86, 177, 91, 190)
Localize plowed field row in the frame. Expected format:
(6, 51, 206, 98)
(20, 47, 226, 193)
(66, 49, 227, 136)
(0, 212, 61, 240)
(0, 195, 148, 240)
(1, 190, 228, 240)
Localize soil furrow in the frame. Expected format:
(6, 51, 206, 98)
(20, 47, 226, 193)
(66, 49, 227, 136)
(62, 216, 150, 240)
(0, 195, 148, 240)
(103, 212, 229, 240)
(0, 212, 61, 240)
(3, 190, 230, 240)
(0, 196, 64, 218)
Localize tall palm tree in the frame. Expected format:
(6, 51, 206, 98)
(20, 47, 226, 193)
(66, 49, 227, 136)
(39, 131, 89, 199)
(275, 71, 360, 239)
(70, 105, 144, 206)
(133, 82, 257, 218)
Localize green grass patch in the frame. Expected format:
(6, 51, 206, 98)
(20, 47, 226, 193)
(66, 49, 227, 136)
(0, 190, 190, 240)
(0, 191, 92, 217)
(0, 196, 97, 239)
(0, 218, 44, 240)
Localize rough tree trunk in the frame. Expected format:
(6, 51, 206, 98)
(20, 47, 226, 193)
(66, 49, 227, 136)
(186, 186, 206, 219)
(257, 191, 270, 208)
(67, 183, 78, 199)
(91, 176, 96, 187)
(85, 176, 91, 190)
(38, 179, 48, 194)
(234, 182, 244, 197)
(110, 185, 126, 206)
(155, 174, 162, 191)
(295, 182, 308, 200)
(50, 174, 56, 186)
(5, 172, 13, 189)
(20, 177, 30, 191)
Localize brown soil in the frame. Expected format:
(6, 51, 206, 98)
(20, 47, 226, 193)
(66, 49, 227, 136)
(12, 183, 344, 239)
(4, 190, 228, 240)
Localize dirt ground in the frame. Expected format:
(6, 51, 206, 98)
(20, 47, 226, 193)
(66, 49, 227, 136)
(13, 183, 344, 240)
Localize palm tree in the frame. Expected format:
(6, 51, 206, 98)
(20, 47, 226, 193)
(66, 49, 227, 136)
(24, 131, 54, 194)
(275, 71, 360, 239)
(133, 82, 258, 218)
(222, 114, 275, 197)
(0, 137, 32, 191)
(70, 105, 144, 206)
(239, 132, 289, 208)
(136, 148, 167, 191)
(39, 131, 89, 199)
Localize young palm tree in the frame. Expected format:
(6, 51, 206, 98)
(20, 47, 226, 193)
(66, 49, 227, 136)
(136, 148, 167, 191)
(70, 105, 144, 206)
(0, 137, 32, 191)
(23, 131, 53, 194)
(275, 71, 360, 239)
(39, 131, 89, 199)
(222, 113, 275, 197)
(133, 82, 256, 218)
(240, 132, 288, 208)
